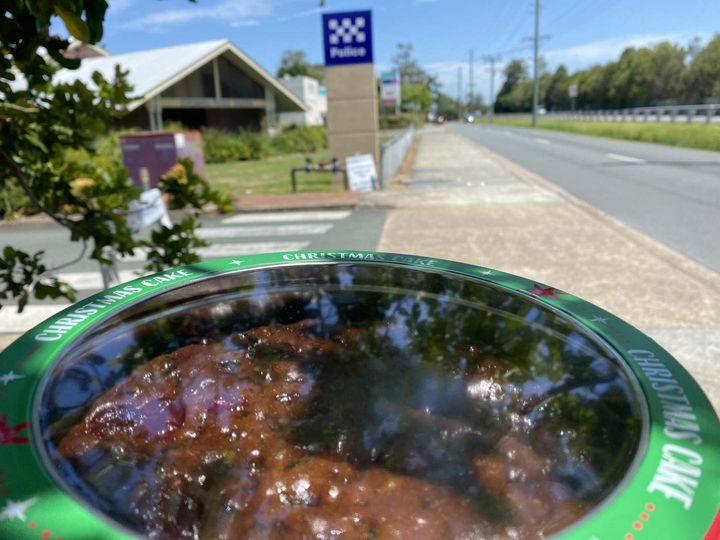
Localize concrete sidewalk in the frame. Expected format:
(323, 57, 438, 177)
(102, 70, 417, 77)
(365, 127, 720, 414)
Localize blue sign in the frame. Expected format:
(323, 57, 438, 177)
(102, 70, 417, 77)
(322, 10, 373, 66)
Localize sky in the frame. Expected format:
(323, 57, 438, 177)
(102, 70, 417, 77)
(97, 0, 720, 102)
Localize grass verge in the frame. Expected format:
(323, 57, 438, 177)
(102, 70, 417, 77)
(492, 117, 720, 153)
(206, 152, 344, 196)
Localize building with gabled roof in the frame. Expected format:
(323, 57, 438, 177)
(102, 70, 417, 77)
(53, 39, 306, 132)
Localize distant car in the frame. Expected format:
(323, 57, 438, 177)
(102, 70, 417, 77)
(434, 115, 445, 125)
(465, 114, 475, 123)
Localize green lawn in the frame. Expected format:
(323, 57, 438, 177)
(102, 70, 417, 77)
(205, 152, 344, 196)
(492, 117, 720, 153)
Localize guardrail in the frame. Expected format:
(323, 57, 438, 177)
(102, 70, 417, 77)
(380, 126, 416, 187)
(498, 104, 720, 124)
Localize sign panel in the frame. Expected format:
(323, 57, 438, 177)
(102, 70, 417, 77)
(380, 71, 400, 106)
(568, 83, 579, 98)
(323, 10, 373, 66)
(346, 154, 378, 192)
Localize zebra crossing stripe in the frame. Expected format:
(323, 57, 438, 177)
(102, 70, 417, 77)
(120, 241, 311, 262)
(197, 224, 333, 239)
(221, 211, 351, 224)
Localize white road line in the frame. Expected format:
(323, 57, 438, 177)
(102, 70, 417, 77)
(222, 210, 351, 225)
(120, 241, 311, 263)
(197, 224, 333, 239)
(0, 304, 69, 333)
(53, 270, 143, 291)
(606, 152, 646, 164)
(534, 137, 550, 145)
(196, 241, 309, 258)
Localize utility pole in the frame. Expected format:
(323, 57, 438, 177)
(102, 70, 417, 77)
(457, 65, 463, 120)
(483, 54, 501, 124)
(532, 0, 540, 128)
(469, 49, 474, 113)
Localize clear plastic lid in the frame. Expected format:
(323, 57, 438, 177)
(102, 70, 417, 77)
(37, 263, 643, 539)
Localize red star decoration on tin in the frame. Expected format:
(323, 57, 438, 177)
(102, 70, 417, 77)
(0, 416, 29, 445)
(528, 284, 563, 300)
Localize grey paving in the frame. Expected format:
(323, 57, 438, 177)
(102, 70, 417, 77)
(452, 123, 720, 273)
(377, 126, 720, 414)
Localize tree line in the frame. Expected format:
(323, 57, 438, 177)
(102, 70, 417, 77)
(496, 34, 720, 112)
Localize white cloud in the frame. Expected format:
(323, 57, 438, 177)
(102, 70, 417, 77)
(123, 0, 273, 30)
(545, 32, 710, 68)
(108, 0, 135, 15)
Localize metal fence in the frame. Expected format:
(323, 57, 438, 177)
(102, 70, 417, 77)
(499, 104, 720, 124)
(380, 126, 415, 187)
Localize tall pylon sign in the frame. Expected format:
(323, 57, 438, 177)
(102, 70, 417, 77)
(322, 10, 379, 178)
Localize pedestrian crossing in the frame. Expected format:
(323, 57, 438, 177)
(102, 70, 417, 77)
(0, 210, 352, 336)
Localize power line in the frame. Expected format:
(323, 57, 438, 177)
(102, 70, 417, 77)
(494, 2, 532, 55)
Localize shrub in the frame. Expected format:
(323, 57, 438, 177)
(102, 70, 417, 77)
(379, 114, 417, 129)
(202, 126, 328, 163)
(270, 126, 328, 154)
(202, 128, 273, 163)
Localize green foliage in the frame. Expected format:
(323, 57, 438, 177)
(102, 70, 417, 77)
(0, 246, 76, 311)
(202, 126, 328, 164)
(0, 0, 222, 312)
(140, 217, 207, 274)
(401, 83, 432, 114)
(495, 59, 532, 112)
(495, 35, 720, 112)
(270, 126, 327, 154)
(202, 128, 270, 162)
(379, 114, 416, 129)
(158, 158, 233, 212)
(277, 50, 325, 82)
(685, 35, 720, 103)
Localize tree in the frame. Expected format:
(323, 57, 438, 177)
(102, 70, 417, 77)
(685, 34, 720, 103)
(543, 66, 570, 111)
(495, 59, 531, 112)
(401, 83, 432, 114)
(0, 1, 230, 312)
(391, 43, 440, 97)
(277, 50, 324, 82)
(434, 93, 461, 120)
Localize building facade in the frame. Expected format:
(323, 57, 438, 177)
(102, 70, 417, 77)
(279, 75, 327, 127)
(53, 40, 306, 133)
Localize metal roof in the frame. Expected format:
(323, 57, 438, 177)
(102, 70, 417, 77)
(52, 39, 307, 113)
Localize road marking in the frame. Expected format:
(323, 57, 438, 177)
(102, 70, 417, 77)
(197, 224, 334, 239)
(534, 137, 550, 145)
(503, 131, 513, 136)
(52, 270, 143, 290)
(222, 210, 351, 225)
(120, 241, 311, 262)
(196, 241, 309, 258)
(0, 304, 69, 333)
(606, 152, 646, 164)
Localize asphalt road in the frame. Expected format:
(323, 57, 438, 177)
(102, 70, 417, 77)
(0, 208, 386, 334)
(451, 123, 720, 273)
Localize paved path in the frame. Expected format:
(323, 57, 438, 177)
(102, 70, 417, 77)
(369, 127, 720, 413)
(0, 208, 385, 348)
(452, 123, 720, 273)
